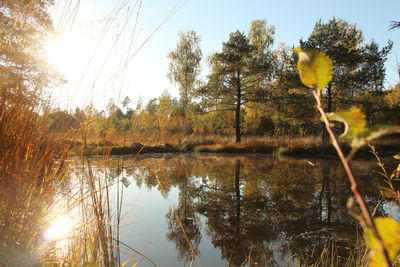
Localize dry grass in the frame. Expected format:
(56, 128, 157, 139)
(82, 134, 322, 149)
(241, 135, 322, 148)
(0, 89, 71, 264)
(297, 238, 368, 267)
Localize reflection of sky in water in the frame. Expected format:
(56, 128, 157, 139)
(40, 171, 83, 259)
(45, 155, 397, 266)
(119, 184, 181, 266)
(383, 201, 400, 220)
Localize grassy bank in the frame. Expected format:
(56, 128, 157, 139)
(71, 135, 400, 158)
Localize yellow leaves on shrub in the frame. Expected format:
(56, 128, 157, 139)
(294, 47, 332, 90)
(364, 217, 400, 267)
(327, 106, 366, 138)
(327, 106, 400, 148)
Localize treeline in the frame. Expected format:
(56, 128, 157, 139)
(50, 18, 400, 143)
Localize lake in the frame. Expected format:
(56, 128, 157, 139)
(49, 153, 395, 266)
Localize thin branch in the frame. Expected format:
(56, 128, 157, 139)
(389, 21, 400, 31)
(312, 90, 392, 267)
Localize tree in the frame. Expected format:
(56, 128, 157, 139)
(268, 44, 321, 136)
(0, 1, 68, 264)
(249, 19, 275, 57)
(168, 30, 202, 133)
(300, 18, 392, 113)
(0, 0, 61, 107)
(300, 18, 392, 140)
(380, 83, 400, 125)
(385, 83, 400, 108)
(121, 96, 131, 111)
(204, 22, 274, 143)
(158, 90, 173, 137)
(48, 110, 79, 133)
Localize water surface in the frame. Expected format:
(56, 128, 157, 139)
(66, 153, 391, 266)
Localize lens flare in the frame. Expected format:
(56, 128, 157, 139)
(44, 33, 89, 77)
(43, 215, 73, 241)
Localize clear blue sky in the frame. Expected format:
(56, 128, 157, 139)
(49, 0, 400, 110)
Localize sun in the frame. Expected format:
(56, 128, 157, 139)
(43, 215, 73, 241)
(44, 33, 89, 77)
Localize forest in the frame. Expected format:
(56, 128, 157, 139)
(46, 18, 400, 148)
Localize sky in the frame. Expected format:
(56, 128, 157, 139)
(46, 0, 400, 111)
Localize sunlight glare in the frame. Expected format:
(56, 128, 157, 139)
(44, 33, 88, 77)
(43, 215, 73, 241)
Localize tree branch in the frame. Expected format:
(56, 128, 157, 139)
(312, 89, 392, 267)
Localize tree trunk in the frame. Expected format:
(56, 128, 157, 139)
(183, 72, 189, 135)
(235, 75, 242, 143)
(235, 102, 241, 143)
(182, 96, 187, 134)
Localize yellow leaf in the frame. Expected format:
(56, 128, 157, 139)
(294, 47, 333, 90)
(364, 217, 400, 267)
(327, 107, 366, 138)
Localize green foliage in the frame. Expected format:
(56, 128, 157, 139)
(202, 20, 275, 142)
(78, 18, 397, 142)
(249, 19, 275, 55)
(268, 45, 320, 136)
(385, 83, 400, 108)
(168, 30, 202, 131)
(300, 18, 392, 111)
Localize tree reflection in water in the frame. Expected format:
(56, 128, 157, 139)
(102, 154, 387, 266)
(166, 157, 201, 265)
(195, 159, 277, 266)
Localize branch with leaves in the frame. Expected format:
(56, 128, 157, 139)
(294, 47, 400, 267)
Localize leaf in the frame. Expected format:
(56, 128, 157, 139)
(327, 108, 400, 149)
(294, 47, 333, 90)
(350, 126, 400, 149)
(364, 217, 400, 267)
(327, 107, 366, 138)
(82, 263, 100, 267)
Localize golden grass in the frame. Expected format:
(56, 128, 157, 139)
(0, 91, 71, 264)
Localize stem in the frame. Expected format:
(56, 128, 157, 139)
(312, 90, 392, 267)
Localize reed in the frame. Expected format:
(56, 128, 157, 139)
(0, 80, 71, 264)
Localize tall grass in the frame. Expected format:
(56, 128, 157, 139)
(0, 0, 132, 264)
(0, 83, 71, 264)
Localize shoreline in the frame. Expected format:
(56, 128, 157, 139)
(71, 141, 400, 159)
